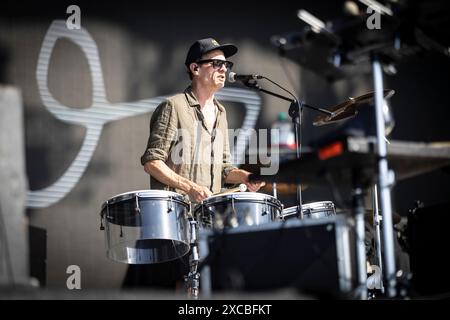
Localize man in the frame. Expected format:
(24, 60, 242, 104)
(123, 38, 264, 290)
(140, 38, 264, 201)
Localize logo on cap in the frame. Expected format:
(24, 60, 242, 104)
(211, 39, 220, 46)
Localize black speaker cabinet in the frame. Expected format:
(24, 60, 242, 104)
(198, 215, 354, 297)
(408, 202, 450, 296)
(29, 225, 47, 287)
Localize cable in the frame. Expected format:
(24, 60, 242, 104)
(261, 76, 298, 102)
(277, 54, 301, 100)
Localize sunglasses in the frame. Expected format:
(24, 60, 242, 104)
(196, 59, 234, 70)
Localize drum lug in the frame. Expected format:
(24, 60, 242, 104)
(168, 196, 173, 213)
(231, 196, 236, 214)
(262, 198, 269, 216)
(279, 203, 285, 219)
(200, 202, 204, 223)
(305, 208, 311, 218)
(229, 197, 238, 227)
(100, 201, 108, 230)
(100, 208, 105, 231)
(134, 195, 141, 214)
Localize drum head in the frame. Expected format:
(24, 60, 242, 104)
(101, 189, 186, 209)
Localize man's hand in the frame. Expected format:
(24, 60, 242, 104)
(225, 169, 266, 192)
(243, 172, 266, 192)
(145, 160, 213, 202)
(244, 179, 266, 192)
(187, 183, 212, 202)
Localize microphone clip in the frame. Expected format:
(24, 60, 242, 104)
(241, 78, 260, 89)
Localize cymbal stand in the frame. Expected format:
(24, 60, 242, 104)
(372, 53, 397, 297)
(272, 182, 278, 199)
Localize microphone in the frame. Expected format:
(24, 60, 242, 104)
(228, 72, 263, 83)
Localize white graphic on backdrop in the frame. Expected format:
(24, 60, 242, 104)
(27, 20, 261, 208)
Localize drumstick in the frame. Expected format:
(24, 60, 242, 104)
(213, 183, 247, 195)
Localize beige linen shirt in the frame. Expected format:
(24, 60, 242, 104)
(141, 86, 237, 195)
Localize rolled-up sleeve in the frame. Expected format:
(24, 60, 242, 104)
(140, 99, 178, 165)
(221, 124, 238, 182)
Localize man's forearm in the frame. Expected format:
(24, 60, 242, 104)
(144, 160, 192, 193)
(224, 168, 250, 184)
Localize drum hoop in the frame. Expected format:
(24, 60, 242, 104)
(302, 201, 335, 210)
(283, 201, 335, 214)
(195, 192, 282, 211)
(101, 190, 188, 210)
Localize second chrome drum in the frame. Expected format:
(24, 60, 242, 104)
(194, 192, 283, 229)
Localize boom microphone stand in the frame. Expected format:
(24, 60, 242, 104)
(239, 77, 333, 218)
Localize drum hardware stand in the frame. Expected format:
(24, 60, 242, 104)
(372, 184, 385, 294)
(240, 78, 334, 220)
(274, 2, 450, 298)
(351, 176, 368, 300)
(272, 182, 278, 199)
(184, 220, 200, 299)
(345, 54, 397, 300)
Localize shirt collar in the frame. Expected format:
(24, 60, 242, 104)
(184, 86, 225, 113)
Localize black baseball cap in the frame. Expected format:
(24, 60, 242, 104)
(185, 38, 238, 67)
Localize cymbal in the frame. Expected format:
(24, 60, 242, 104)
(313, 89, 395, 126)
(260, 183, 307, 194)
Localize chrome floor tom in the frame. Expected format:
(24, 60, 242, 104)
(100, 190, 190, 264)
